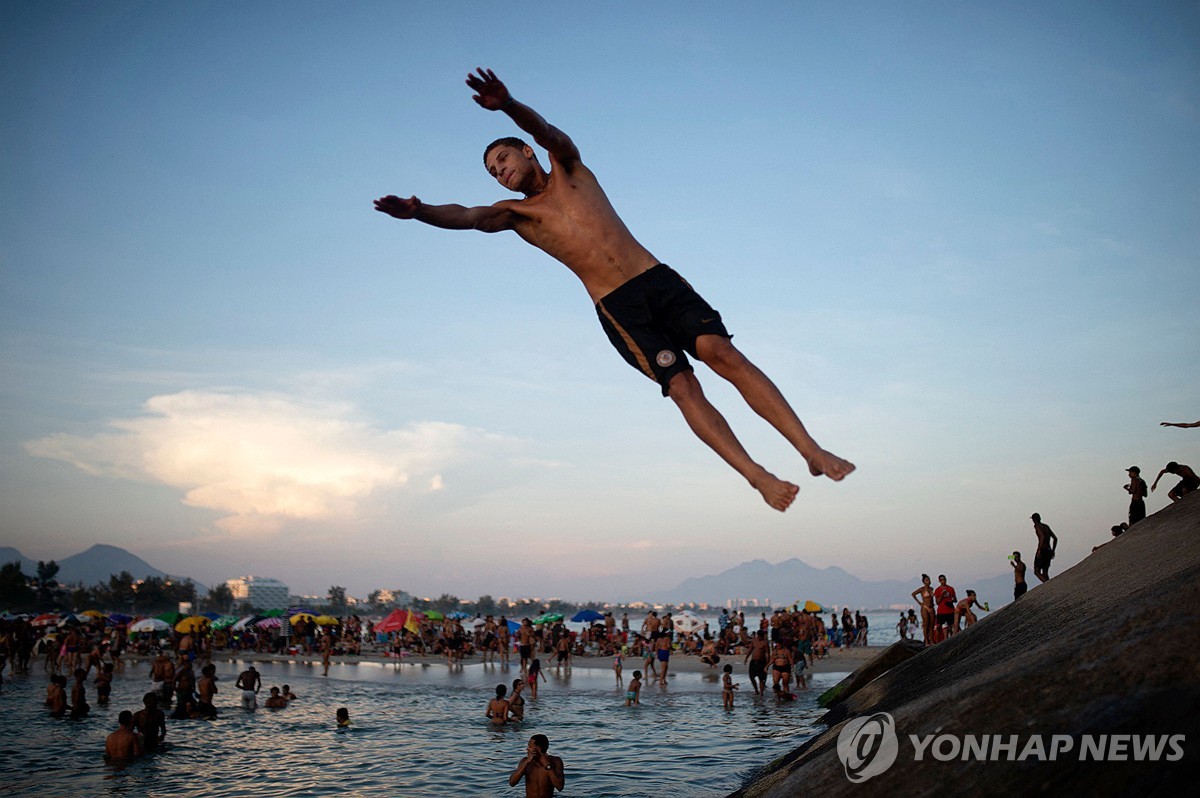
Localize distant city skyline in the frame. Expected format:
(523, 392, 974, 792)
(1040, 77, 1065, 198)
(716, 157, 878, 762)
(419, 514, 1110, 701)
(3, 4, 1197, 601)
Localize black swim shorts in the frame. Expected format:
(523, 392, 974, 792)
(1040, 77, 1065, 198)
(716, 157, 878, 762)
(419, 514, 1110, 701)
(1034, 548, 1053, 572)
(595, 264, 731, 396)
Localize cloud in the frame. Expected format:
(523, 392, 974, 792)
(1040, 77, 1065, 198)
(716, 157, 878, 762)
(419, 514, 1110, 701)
(25, 390, 506, 534)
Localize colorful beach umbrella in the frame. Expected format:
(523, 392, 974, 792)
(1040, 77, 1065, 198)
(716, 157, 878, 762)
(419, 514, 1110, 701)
(175, 615, 210, 633)
(210, 615, 238, 630)
(81, 609, 106, 619)
(256, 616, 282, 629)
(532, 613, 563, 626)
(289, 612, 318, 627)
(423, 610, 444, 621)
(375, 609, 422, 634)
(231, 615, 261, 631)
(798, 600, 824, 613)
(31, 613, 60, 627)
(314, 615, 339, 626)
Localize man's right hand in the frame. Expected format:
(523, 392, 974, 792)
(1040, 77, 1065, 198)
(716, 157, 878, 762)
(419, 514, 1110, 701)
(374, 195, 420, 219)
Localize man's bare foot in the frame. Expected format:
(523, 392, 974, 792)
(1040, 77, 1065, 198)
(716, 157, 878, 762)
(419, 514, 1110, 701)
(806, 449, 856, 481)
(752, 472, 799, 511)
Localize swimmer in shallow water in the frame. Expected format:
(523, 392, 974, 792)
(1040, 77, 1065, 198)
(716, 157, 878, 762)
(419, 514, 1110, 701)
(104, 710, 143, 762)
(336, 707, 351, 728)
(508, 679, 526, 721)
(508, 734, 565, 797)
(625, 670, 642, 707)
(486, 684, 511, 725)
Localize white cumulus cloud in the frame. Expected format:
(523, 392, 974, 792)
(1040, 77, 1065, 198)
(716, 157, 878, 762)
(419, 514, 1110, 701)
(25, 390, 504, 534)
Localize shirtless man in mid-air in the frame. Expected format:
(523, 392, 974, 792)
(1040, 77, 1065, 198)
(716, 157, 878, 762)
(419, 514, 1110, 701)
(375, 68, 854, 511)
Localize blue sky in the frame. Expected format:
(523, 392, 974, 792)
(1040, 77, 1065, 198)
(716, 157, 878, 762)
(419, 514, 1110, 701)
(2, 2, 1197, 601)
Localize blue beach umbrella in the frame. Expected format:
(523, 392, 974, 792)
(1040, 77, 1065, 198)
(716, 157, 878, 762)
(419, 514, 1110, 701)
(571, 610, 604, 623)
(506, 620, 521, 634)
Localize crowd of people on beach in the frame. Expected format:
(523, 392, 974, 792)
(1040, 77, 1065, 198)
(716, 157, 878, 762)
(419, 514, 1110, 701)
(0, 599, 882, 795)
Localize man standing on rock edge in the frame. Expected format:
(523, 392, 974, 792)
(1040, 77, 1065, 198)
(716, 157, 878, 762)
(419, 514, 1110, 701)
(1010, 552, 1027, 600)
(1125, 466, 1148, 526)
(374, 67, 855, 512)
(1031, 513, 1058, 583)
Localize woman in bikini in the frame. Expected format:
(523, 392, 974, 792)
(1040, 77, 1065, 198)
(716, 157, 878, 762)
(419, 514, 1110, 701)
(912, 574, 936, 646)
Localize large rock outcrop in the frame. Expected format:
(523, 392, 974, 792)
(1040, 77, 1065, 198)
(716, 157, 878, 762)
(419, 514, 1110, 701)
(731, 493, 1200, 797)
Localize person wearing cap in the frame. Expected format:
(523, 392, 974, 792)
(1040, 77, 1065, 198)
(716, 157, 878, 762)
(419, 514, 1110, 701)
(1151, 461, 1200, 502)
(1125, 466, 1148, 526)
(1030, 513, 1057, 583)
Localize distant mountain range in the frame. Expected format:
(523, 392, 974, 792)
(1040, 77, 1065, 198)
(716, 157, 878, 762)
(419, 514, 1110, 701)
(0, 544, 206, 592)
(646, 557, 1016, 610)
(1, 544, 1014, 610)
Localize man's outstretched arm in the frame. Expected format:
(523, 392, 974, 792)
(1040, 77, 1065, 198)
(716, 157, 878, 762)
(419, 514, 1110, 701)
(373, 194, 516, 233)
(466, 67, 580, 166)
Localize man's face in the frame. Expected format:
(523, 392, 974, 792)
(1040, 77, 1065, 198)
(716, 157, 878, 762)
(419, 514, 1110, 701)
(485, 145, 533, 191)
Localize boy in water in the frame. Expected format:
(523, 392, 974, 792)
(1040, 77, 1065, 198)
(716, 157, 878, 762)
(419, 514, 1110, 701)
(70, 668, 90, 719)
(133, 692, 167, 751)
(104, 710, 142, 762)
(721, 664, 739, 709)
(336, 707, 352, 728)
(95, 662, 113, 705)
(508, 734, 565, 797)
(626, 670, 642, 706)
(374, 68, 855, 512)
(264, 687, 288, 709)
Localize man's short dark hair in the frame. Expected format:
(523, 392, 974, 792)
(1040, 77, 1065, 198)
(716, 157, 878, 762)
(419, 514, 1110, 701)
(531, 733, 550, 752)
(484, 136, 529, 165)
(118, 710, 134, 726)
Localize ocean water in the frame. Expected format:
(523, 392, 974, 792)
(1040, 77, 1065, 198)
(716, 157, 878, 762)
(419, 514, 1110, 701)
(0, 658, 846, 797)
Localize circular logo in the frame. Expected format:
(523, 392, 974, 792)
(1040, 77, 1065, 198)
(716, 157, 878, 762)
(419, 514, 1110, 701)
(836, 712, 899, 783)
(655, 350, 676, 368)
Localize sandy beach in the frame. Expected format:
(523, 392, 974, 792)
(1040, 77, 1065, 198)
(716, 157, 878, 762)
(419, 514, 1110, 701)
(123, 644, 884, 675)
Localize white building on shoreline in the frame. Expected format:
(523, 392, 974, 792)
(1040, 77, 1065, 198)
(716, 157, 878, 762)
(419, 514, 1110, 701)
(226, 575, 289, 611)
